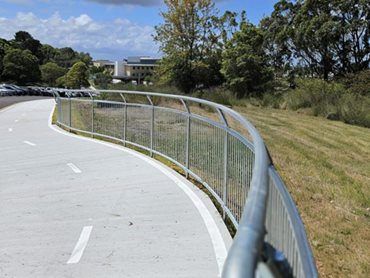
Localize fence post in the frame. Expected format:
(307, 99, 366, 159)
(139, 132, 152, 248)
(119, 93, 127, 146)
(147, 96, 154, 157)
(90, 93, 94, 138)
(217, 109, 229, 219)
(68, 95, 72, 131)
(223, 131, 229, 219)
(57, 97, 61, 124)
(180, 99, 191, 178)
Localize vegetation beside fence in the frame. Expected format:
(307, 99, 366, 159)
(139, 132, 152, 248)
(55, 94, 370, 277)
(238, 105, 370, 278)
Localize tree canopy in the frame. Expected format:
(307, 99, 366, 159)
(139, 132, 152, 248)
(262, 0, 370, 80)
(2, 49, 41, 84)
(0, 31, 93, 85)
(40, 62, 67, 86)
(222, 22, 273, 98)
(64, 62, 90, 89)
(154, 0, 237, 93)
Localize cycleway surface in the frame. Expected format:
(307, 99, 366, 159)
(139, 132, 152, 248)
(0, 99, 231, 278)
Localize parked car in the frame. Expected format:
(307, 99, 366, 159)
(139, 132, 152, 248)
(1, 84, 20, 96)
(0, 86, 12, 96)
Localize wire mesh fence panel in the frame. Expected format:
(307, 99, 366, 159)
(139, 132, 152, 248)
(56, 91, 317, 278)
(265, 171, 305, 278)
(226, 135, 255, 223)
(153, 108, 187, 165)
(126, 105, 151, 148)
(60, 98, 70, 126)
(94, 101, 125, 140)
(189, 117, 225, 200)
(70, 99, 92, 132)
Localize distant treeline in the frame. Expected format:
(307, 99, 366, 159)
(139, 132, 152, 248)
(0, 31, 92, 86)
(154, 0, 370, 98)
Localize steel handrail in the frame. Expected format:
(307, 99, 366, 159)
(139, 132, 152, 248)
(56, 89, 317, 277)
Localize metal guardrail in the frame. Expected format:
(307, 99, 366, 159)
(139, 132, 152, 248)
(55, 90, 317, 278)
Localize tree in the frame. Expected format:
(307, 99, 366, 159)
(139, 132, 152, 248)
(260, 0, 296, 80)
(154, 0, 233, 93)
(40, 44, 57, 64)
(93, 72, 112, 89)
(0, 44, 6, 80)
(12, 31, 43, 62)
(64, 62, 89, 89)
(2, 49, 41, 84)
(40, 62, 67, 86)
(263, 0, 370, 80)
(77, 52, 92, 66)
(222, 22, 273, 98)
(54, 47, 78, 68)
(54, 47, 93, 68)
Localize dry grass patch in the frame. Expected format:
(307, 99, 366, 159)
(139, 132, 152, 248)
(236, 105, 370, 277)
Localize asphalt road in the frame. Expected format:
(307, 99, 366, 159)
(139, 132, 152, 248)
(0, 99, 231, 277)
(0, 96, 52, 110)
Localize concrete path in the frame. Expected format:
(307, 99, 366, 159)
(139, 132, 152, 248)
(0, 99, 231, 278)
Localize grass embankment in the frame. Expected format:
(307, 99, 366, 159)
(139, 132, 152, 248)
(237, 105, 370, 278)
(53, 100, 369, 277)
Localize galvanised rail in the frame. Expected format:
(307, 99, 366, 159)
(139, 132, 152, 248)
(55, 90, 317, 278)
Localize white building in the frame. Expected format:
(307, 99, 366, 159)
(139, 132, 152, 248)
(113, 56, 159, 84)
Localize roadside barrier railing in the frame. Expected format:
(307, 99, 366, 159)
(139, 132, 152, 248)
(55, 90, 317, 278)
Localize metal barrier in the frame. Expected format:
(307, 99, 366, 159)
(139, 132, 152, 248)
(55, 90, 317, 278)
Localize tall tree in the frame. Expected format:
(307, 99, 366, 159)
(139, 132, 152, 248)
(0, 39, 8, 80)
(40, 44, 57, 64)
(154, 0, 233, 93)
(64, 61, 89, 89)
(40, 62, 67, 86)
(77, 52, 93, 66)
(222, 22, 273, 98)
(54, 47, 78, 68)
(263, 0, 370, 80)
(12, 31, 43, 63)
(2, 49, 41, 84)
(260, 0, 296, 80)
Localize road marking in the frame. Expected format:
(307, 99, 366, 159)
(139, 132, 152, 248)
(23, 140, 36, 146)
(67, 163, 82, 174)
(8, 128, 13, 132)
(15, 119, 19, 123)
(49, 106, 228, 274)
(67, 226, 93, 264)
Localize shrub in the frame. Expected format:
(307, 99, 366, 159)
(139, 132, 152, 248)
(285, 79, 346, 117)
(261, 92, 284, 108)
(338, 94, 370, 128)
(339, 70, 370, 97)
(198, 87, 234, 106)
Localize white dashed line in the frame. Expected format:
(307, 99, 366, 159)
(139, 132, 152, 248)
(23, 141, 36, 146)
(8, 128, 13, 132)
(67, 226, 93, 264)
(49, 107, 227, 274)
(67, 163, 82, 174)
(15, 119, 19, 123)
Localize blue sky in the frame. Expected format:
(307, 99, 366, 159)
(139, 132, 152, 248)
(0, 0, 276, 60)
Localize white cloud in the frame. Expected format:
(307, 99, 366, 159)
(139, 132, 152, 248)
(85, 0, 162, 7)
(0, 12, 158, 60)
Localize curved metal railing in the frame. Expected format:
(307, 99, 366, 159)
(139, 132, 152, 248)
(55, 90, 317, 277)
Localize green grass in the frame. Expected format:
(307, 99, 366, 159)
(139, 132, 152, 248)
(53, 101, 370, 277)
(236, 105, 370, 278)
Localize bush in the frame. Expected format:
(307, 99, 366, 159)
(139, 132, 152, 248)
(197, 87, 234, 106)
(285, 79, 346, 117)
(338, 94, 370, 128)
(339, 70, 370, 97)
(261, 91, 284, 108)
(284, 78, 370, 128)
